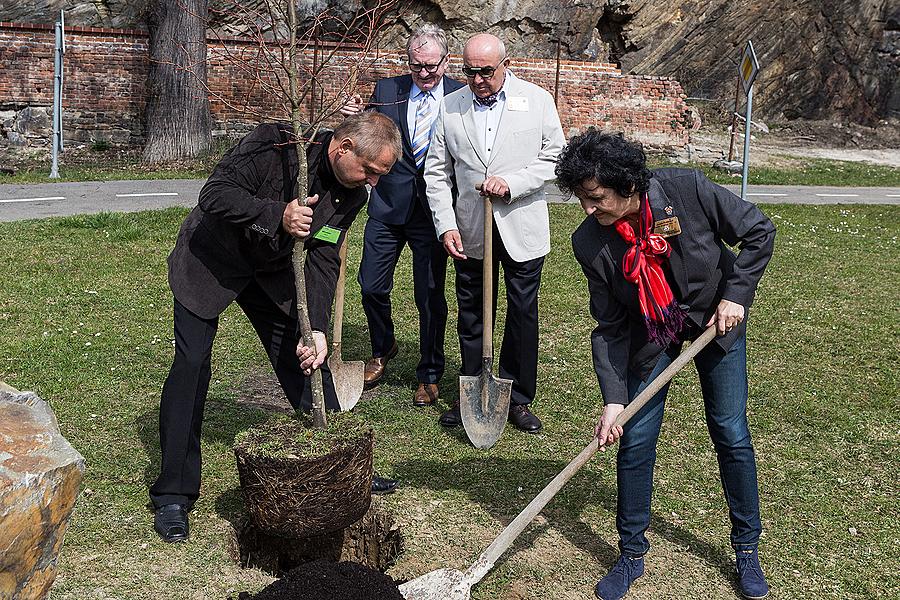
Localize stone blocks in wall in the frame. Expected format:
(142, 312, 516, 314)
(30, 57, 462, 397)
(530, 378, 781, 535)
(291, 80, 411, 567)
(0, 387, 86, 600)
(0, 106, 52, 148)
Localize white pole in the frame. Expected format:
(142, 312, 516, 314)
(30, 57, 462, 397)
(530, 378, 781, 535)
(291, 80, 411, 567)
(59, 9, 65, 151)
(50, 17, 62, 178)
(740, 82, 753, 200)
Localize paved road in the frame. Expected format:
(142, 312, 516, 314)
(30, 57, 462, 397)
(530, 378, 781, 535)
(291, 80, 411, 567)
(1, 179, 898, 222)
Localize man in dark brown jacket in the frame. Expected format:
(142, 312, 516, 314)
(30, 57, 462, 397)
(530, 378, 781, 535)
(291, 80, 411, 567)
(151, 112, 401, 543)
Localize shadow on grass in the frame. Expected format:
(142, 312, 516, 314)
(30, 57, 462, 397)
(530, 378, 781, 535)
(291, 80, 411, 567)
(134, 392, 272, 506)
(393, 457, 737, 583)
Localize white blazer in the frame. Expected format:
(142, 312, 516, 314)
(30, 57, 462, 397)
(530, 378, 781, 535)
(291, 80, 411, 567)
(424, 72, 565, 262)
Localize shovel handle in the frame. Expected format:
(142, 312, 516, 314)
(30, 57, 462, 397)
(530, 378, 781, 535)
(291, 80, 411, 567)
(332, 233, 349, 349)
(482, 196, 493, 360)
(613, 325, 717, 428)
(467, 325, 718, 583)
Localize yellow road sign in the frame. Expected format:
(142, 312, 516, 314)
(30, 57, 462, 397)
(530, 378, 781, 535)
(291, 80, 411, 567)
(739, 40, 760, 94)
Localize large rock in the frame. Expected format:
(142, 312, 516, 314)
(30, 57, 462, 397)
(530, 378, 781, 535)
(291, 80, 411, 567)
(0, 386, 86, 600)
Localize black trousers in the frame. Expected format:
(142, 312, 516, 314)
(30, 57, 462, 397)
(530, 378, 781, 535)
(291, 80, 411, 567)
(358, 203, 448, 383)
(453, 222, 544, 406)
(149, 282, 339, 509)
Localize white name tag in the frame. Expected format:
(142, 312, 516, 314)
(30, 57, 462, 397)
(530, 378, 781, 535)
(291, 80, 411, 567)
(507, 96, 529, 111)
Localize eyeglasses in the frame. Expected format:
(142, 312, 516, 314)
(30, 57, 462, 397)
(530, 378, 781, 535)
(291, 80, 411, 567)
(462, 60, 505, 79)
(408, 55, 446, 74)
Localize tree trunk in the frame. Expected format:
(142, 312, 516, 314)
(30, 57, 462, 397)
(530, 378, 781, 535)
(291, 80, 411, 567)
(143, 0, 211, 163)
(288, 0, 327, 429)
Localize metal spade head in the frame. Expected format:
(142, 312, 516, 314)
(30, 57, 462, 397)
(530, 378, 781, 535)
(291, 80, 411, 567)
(399, 567, 472, 600)
(329, 342, 364, 411)
(459, 359, 512, 449)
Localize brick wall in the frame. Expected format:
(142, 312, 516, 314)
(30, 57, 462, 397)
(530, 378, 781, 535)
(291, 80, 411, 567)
(0, 22, 692, 148)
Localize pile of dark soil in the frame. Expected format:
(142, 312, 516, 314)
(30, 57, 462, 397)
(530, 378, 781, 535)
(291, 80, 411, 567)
(243, 560, 404, 600)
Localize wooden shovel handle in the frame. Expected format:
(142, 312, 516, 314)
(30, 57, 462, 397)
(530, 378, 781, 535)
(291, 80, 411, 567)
(482, 196, 493, 359)
(332, 233, 349, 348)
(468, 325, 718, 581)
(613, 325, 717, 428)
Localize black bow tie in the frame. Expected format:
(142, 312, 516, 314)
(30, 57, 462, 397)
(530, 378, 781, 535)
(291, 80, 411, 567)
(474, 92, 499, 107)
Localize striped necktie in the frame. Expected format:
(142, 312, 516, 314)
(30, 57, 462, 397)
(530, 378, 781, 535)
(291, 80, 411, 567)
(411, 91, 434, 169)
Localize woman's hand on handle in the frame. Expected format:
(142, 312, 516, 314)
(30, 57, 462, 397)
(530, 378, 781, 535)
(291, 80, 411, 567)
(595, 403, 626, 451)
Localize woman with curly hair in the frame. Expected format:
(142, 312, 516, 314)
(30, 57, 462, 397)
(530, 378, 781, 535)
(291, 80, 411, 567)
(557, 129, 775, 600)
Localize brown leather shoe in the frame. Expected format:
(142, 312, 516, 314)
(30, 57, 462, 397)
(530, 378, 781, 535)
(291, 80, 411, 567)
(508, 404, 542, 433)
(363, 340, 398, 389)
(413, 383, 439, 407)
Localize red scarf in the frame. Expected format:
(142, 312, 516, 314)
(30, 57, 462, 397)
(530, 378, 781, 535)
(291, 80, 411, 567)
(614, 193, 686, 346)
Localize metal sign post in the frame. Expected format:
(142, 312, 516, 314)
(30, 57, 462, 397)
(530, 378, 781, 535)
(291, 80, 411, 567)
(50, 10, 65, 178)
(738, 40, 760, 200)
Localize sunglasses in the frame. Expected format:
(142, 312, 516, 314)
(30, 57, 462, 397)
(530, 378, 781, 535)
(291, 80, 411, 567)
(462, 60, 504, 79)
(408, 55, 446, 74)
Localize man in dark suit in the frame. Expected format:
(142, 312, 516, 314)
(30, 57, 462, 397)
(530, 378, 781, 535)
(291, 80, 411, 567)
(341, 24, 464, 407)
(150, 112, 402, 543)
(558, 130, 775, 600)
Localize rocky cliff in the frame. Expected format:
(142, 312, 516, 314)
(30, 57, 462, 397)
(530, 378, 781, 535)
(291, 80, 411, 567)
(3, 0, 897, 125)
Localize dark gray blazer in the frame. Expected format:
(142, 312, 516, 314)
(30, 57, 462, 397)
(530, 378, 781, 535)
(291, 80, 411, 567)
(571, 168, 776, 405)
(167, 123, 368, 331)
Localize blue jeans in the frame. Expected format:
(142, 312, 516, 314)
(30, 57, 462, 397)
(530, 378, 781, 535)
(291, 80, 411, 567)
(616, 333, 762, 556)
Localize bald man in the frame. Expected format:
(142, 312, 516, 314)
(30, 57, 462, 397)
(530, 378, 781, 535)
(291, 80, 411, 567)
(424, 33, 565, 433)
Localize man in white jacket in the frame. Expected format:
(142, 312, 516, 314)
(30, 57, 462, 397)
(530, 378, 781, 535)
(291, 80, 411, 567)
(424, 32, 564, 432)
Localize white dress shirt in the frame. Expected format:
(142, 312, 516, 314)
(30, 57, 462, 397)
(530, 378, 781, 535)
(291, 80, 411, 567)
(472, 76, 510, 160)
(407, 79, 445, 141)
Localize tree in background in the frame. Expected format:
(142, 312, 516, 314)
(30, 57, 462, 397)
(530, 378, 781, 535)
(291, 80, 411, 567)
(143, 0, 212, 164)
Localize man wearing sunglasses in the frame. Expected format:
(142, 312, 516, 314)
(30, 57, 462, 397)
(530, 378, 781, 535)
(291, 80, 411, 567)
(425, 33, 565, 433)
(341, 25, 464, 408)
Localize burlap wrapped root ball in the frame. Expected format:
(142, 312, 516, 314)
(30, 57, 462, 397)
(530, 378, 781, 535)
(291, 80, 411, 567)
(234, 414, 374, 538)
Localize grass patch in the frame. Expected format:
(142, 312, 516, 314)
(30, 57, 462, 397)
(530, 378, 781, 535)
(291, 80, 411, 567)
(649, 155, 900, 187)
(5, 145, 898, 187)
(234, 412, 371, 459)
(0, 137, 237, 184)
(0, 204, 897, 599)
(0, 164, 212, 184)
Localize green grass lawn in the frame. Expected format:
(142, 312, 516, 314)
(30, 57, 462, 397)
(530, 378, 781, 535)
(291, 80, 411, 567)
(1, 204, 897, 599)
(648, 157, 900, 187)
(3, 148, 898, 187)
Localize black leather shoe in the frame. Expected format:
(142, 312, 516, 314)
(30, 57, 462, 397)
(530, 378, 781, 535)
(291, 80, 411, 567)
(508, 404, 542, 433)
(154, 504, 189, 543)
(439, 400, 462, 427)
(372, 475, 398, 495)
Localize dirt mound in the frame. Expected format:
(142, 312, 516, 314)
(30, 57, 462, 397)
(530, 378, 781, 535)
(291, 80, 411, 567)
(244, 560, 404, 600)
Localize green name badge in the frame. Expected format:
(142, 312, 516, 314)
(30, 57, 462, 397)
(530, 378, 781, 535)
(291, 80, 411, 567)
(313, 225, 342, 244)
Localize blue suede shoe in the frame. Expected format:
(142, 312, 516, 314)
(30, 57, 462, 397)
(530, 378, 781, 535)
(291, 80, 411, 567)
(594, 554, 644, 600)
(736, 547, 769, 599)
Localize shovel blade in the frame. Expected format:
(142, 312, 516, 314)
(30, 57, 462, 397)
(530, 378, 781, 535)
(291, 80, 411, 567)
(399, 568, 471, 600)
(459, 371, 512, 449)
(329, 350, 364, 411)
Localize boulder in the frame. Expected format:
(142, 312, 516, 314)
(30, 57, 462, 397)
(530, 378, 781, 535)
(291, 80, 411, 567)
(0, 385, 86, 600)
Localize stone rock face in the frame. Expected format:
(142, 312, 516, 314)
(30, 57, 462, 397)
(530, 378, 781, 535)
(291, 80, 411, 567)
(0, 106, 52, 148)
(0, 0, 146, 29)
(0, 388, 86, 600)
(2, 0, 896, 124)
(377, 0, 900, 125)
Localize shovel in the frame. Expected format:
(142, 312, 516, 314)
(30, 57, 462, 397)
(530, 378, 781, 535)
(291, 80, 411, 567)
(400, 325, 718, 600)
(328, 233, 364, 411)
(459, 195, 513, 449)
